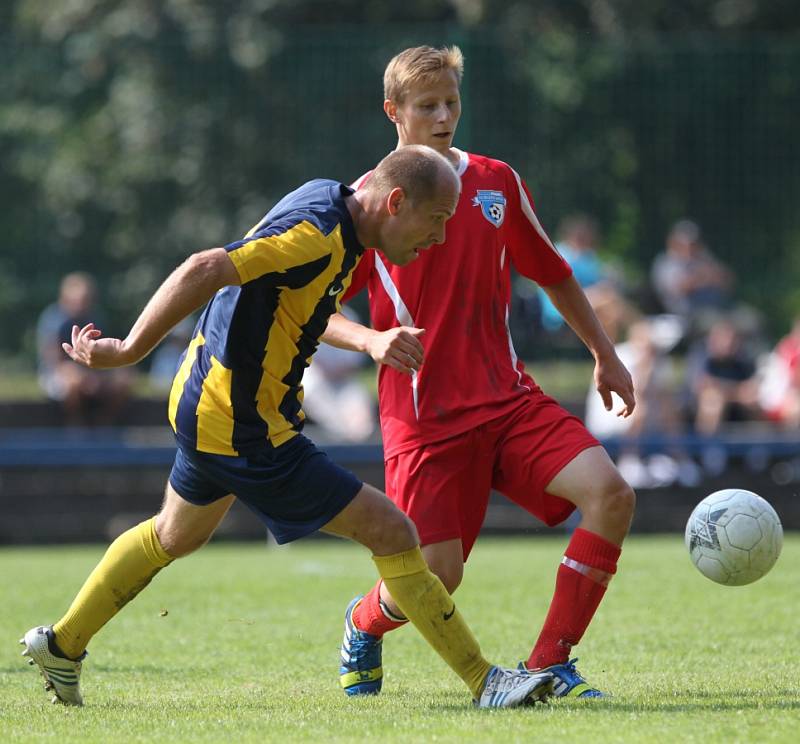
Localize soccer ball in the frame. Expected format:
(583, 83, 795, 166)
(685, 488, 783, 586)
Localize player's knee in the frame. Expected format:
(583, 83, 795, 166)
(426, 560, 463, 594)
(366, 509, 419, 555)
(163, 534, 208, 558)
(156, 533, 198, 558)
(155, 519, 209, 558)
(601, 479, 636, 524)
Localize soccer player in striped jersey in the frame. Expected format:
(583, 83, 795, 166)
(20, 145, 553, 710)
(327, 46, 637, 699)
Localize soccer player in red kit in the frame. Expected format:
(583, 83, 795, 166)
(327, 46, 636, 698)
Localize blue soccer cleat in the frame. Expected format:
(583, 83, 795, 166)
(339, 596, 383, 696)
(519, 658, 605, 698)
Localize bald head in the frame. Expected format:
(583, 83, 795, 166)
(363, 144, 461, 206)
(348, 145, 461, 266)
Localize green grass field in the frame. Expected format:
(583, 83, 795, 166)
(1, 535, 797, 743)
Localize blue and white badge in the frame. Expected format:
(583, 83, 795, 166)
(472, 190, 507, 227)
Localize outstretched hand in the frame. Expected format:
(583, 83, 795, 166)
(62, 323, 133, 369)
(594, 352, 636, 418)
(365, 326, 426, 375)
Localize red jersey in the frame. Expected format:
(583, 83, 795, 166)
(344, 150, 572, 458)
(777, 335, 800, 374)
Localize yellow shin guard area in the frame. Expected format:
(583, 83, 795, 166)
(53, 517, 174, 659)
(373, 546, 491, 699)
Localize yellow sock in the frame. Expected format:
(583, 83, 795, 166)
(373, 546, 492, 699)
(53, 517, 174, 658)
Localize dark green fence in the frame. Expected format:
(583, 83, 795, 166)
(2, 24, 799, 361)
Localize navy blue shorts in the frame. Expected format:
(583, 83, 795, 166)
(168, 434, 363, 544)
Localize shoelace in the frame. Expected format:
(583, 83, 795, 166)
(347, 630, 380, 668)
(485, 667, 531, 694)
(558, 658, 587, 685)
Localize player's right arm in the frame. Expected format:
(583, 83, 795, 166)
(63, 248, 240, 369)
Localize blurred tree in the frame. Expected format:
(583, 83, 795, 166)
(1, 0, 799, 365)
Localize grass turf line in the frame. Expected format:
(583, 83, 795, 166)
(1, 535, 797, 743)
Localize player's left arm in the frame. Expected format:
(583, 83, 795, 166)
(323, 312, 425, 375)
(63, 248, 240, 369)
(501, 164, 634, 417)
(542, 275, 635, 417)
(322, 252, 424, 375)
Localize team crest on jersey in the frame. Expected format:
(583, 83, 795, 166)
(472, 190, 506, 227)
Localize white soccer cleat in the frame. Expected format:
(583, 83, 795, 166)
(474, 665, 553, 708)
(20, 626, 85, 706)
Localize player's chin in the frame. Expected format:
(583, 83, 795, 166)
(398, 250, 421, 265)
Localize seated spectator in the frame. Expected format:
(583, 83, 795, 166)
(148, 317, 196, 394)
(584, 281, 640, 345)
(651, 220, 734, 329)
(538, 214, 622, 331)
(759, 315, 800, 429)
(36, 272, 133, 425)
(515, 213, 635, 349)
(689, 317, 760, 435)
(304, 307, 376, 442)
(585, 316, 699, 487)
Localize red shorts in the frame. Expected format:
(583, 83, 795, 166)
(384, 393, 600, 559)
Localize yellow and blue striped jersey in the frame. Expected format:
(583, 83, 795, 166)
(168, 180, 364, 455)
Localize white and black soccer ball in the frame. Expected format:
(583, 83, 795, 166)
(488, 203, 504, 223)
(685, 488, 783, 586)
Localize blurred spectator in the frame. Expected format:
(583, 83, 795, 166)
(36, 272, 133, 425)
(303, 307, 376, 442)
(585, 316, 699, 487)
(539, 214, 609, 332)
(148, 317, 196, 394)
(651, 219, 734, 328)
(759, 315, 800, 429)
(689, 317, 760, 435)
(516, 213, 636, 346)
(538, 214, 631, 335)
(584, 281, 640, 346)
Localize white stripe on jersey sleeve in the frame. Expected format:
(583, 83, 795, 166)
(510, 168, 562, 256)
(374, 253, 421, 420)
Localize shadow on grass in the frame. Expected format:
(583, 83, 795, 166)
(1, 666, 34, 675)
(91, 663, 183, 675)
(2, 662, 189, 678)
(432, 693, 800, 715)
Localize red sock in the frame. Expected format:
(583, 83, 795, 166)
(352, 581, 408, 638)
(527, 528, 621, 670)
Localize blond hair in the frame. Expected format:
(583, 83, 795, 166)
(383, 45, 464, 103)
(364, 145, 459, 205)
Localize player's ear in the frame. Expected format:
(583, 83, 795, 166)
(384, 99, 399, 123)
(387, 187, 405, 215)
